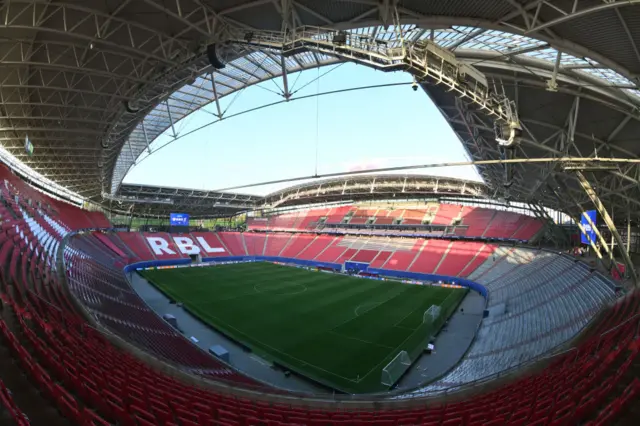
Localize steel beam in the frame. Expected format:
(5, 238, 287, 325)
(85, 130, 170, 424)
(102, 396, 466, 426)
(527, 202, 567, 248)
(575, 171, 638, 285)
(166, 99, 177, 138)
(141, 121, 151, 154)
(628, 211, 631, 254)
(526, 0, 640, 34)
(555, 178, 616, 265)
(210, 72, 223, 118)
(280, 55, 291, 100)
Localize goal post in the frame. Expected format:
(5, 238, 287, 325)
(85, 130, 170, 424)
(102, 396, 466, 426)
(380, 350, 411, 387)
(423, 304, 441, 324)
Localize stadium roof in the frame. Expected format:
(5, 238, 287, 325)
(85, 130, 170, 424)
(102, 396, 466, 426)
(109, 175, 488, 217)
(2, 0, 640, 224)
(261, 174, 488, 208)
(112, 183, 261, 218)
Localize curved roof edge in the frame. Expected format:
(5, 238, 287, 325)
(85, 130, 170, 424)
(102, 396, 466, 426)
(115, 174, 488, 217)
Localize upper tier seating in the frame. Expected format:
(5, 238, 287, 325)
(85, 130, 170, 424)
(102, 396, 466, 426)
(0, 163, 636, 425)
(247, 204, 543, 240)
(431, 204, 461, 225)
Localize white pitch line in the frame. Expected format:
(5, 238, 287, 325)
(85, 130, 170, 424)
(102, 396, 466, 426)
(328, 331, 394, 350)
(354, 301, 383, 317)
(253, 282, 308, 295)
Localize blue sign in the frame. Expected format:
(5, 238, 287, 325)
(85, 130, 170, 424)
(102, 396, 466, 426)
(170, 213, 190, 226)
(580, 210, 597, 245)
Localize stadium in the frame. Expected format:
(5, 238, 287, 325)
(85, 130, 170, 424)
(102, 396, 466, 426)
(0, 0, 639, 425)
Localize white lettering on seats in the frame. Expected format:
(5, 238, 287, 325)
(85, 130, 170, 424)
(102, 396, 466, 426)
(196, 237, 225, 254)
(173, 237, 200, 255)
(146, 237, 176, 255)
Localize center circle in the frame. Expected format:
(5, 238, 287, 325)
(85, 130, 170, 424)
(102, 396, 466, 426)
(254, 282, 308, 295)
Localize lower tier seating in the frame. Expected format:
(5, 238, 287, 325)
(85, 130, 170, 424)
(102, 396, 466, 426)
(0, 378, 28, 425)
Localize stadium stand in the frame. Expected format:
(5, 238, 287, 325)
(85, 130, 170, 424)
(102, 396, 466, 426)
(297, 208, 327, 230)
(280, 234, 315, 258)
(217, 232, 247, 256)
(314, 237, 349, 263)
(190, 232, 228, 257)
(413, 249, 618, 393)
(431, 204, 461, 225)
(117, 232, 157, 260)
(143, 233, 187, 259)
(0, 163, 637, 425)
(460, 207, 497, 237)
(408, 240, 451, 273)
(247, 204, 543, 240)
(294, 235, 334, 260)
(262, 233, 292, 257)
(0, 378, 28, 425)
(243, 233, 267, 257)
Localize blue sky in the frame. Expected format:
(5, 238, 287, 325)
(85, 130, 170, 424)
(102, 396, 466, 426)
(124, 63, 481, 195)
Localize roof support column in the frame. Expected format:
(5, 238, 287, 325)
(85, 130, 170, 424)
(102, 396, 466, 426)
(141, 121, 151, 154)
(127, 139, 135, 164)
(166, 100, 177, 138)
(209, 72, 224, 118)
(280, 55, 291, 100)
(574, 171, 637, 285)
(627, 210, 631, 254)
(546, 50, 562, 91)
(279, 0, 293, 100)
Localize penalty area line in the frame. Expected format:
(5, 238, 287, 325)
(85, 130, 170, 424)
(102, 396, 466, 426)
(328, 331, 394, 351)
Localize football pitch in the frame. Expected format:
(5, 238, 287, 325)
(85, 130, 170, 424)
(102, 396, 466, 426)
(141, 262, 467, 393)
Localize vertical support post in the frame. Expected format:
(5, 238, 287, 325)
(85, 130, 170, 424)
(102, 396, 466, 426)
(575, 171, 638, 285)
(127, 139, 135, 164)
(280, 55, 290, 100)
(547, 50, 562, 91)
(166, 99, 177, 138)
(141, 121, 151, 154)
(278, 0, 292, 100)
(627, 210, 631, 254)
(210, 72, 223, 118)
(611, 211, 615, 252)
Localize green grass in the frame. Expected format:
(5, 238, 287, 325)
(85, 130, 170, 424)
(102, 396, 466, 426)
(141, 262, 467, 393)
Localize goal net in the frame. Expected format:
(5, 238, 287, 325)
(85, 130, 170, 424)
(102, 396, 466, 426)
(381, 350, 411, 387)
(423, 305, 442, 324)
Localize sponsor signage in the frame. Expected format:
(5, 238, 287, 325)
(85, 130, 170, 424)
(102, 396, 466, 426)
(580, 210, 597, 245)
(146, 236, 225, 256)
(170, 213, 190, 226)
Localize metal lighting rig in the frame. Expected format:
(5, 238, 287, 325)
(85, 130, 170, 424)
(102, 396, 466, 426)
(225, 23, 522, 155)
